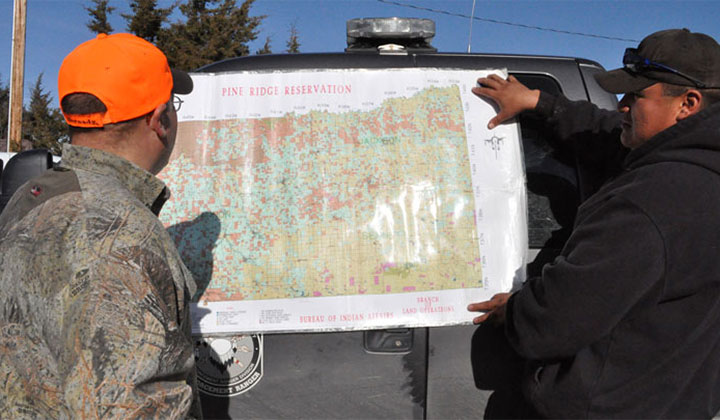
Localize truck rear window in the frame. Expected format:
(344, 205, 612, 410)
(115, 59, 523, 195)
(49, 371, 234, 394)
(514, 74, 577, 273)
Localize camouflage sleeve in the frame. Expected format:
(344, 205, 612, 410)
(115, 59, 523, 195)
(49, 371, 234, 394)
(61, 246, 197, 419)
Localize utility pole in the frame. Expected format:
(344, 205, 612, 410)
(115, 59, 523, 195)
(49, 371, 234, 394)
(8, 0, 27, 153)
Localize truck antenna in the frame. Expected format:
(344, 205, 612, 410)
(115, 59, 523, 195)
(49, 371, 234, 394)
(467, 0, 477, 53)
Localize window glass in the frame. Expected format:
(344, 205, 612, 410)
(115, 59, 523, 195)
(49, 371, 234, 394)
(514, 74, 579, 275)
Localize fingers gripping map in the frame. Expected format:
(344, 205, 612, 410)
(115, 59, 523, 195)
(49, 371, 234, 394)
(159, 69, 527, 333)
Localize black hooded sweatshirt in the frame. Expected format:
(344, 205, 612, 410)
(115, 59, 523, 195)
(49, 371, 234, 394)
(506, 93, 720, 418)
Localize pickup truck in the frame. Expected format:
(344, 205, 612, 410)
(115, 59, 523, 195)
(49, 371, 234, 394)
(189, 18, 617, 419)
(0, 18, 618, 419)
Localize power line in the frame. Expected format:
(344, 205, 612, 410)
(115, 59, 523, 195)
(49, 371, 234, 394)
(376, 0, 640, 43)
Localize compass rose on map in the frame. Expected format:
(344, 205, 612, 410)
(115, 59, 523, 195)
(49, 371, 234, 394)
(485, 135, 504, 159)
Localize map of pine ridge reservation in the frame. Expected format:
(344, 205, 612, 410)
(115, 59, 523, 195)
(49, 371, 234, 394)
(159, 84, 483, 304)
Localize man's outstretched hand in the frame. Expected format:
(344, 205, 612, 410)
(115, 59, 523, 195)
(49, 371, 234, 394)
(471, 74, 540, 129)
(468, 292, 512, 325)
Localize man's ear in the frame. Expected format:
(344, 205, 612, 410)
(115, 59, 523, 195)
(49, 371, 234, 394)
(148, 102, 169, 139)
(678, 89, 703, 120)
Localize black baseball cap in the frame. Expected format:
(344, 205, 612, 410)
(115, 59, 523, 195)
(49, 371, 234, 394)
(595, 29, 720, 94)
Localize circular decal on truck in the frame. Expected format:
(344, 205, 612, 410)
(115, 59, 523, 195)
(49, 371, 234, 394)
(193, 334, 263, 397)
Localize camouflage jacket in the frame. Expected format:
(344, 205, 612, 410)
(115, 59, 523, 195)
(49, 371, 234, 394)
(0, 144, 201, 419)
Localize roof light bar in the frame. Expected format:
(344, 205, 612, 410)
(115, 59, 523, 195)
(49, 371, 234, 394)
(346, 18, 436, 52)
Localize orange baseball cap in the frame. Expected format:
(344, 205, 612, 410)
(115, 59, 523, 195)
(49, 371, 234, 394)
(58, 33, 193, 128)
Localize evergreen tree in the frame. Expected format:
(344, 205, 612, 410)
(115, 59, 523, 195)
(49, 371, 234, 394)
(85, 0, 115, 34)
(23, 74, 67, 155)
(122, 0, 173, 43)
(0, 75, 9, 144)
(158, 0, 265, 70)
(286, 22, 300, 53)
(256, 36, 272, 55)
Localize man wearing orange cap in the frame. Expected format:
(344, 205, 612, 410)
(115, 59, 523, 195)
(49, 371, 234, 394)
(0, 33, 200, 418)
(469, 29, 720, 417)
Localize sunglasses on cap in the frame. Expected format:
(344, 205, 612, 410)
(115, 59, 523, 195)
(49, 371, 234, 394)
(623, 48, 708, 88)
(173, 94, 184, 112)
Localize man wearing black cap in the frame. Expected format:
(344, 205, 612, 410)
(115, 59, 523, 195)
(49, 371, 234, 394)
(0, 34, 200, 418)
(468, 29, 720, 417)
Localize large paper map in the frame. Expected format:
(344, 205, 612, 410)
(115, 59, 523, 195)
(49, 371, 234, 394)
(159, 69, 526, 333)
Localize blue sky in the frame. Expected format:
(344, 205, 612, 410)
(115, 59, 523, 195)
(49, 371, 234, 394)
(1, 0, 720, 106)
